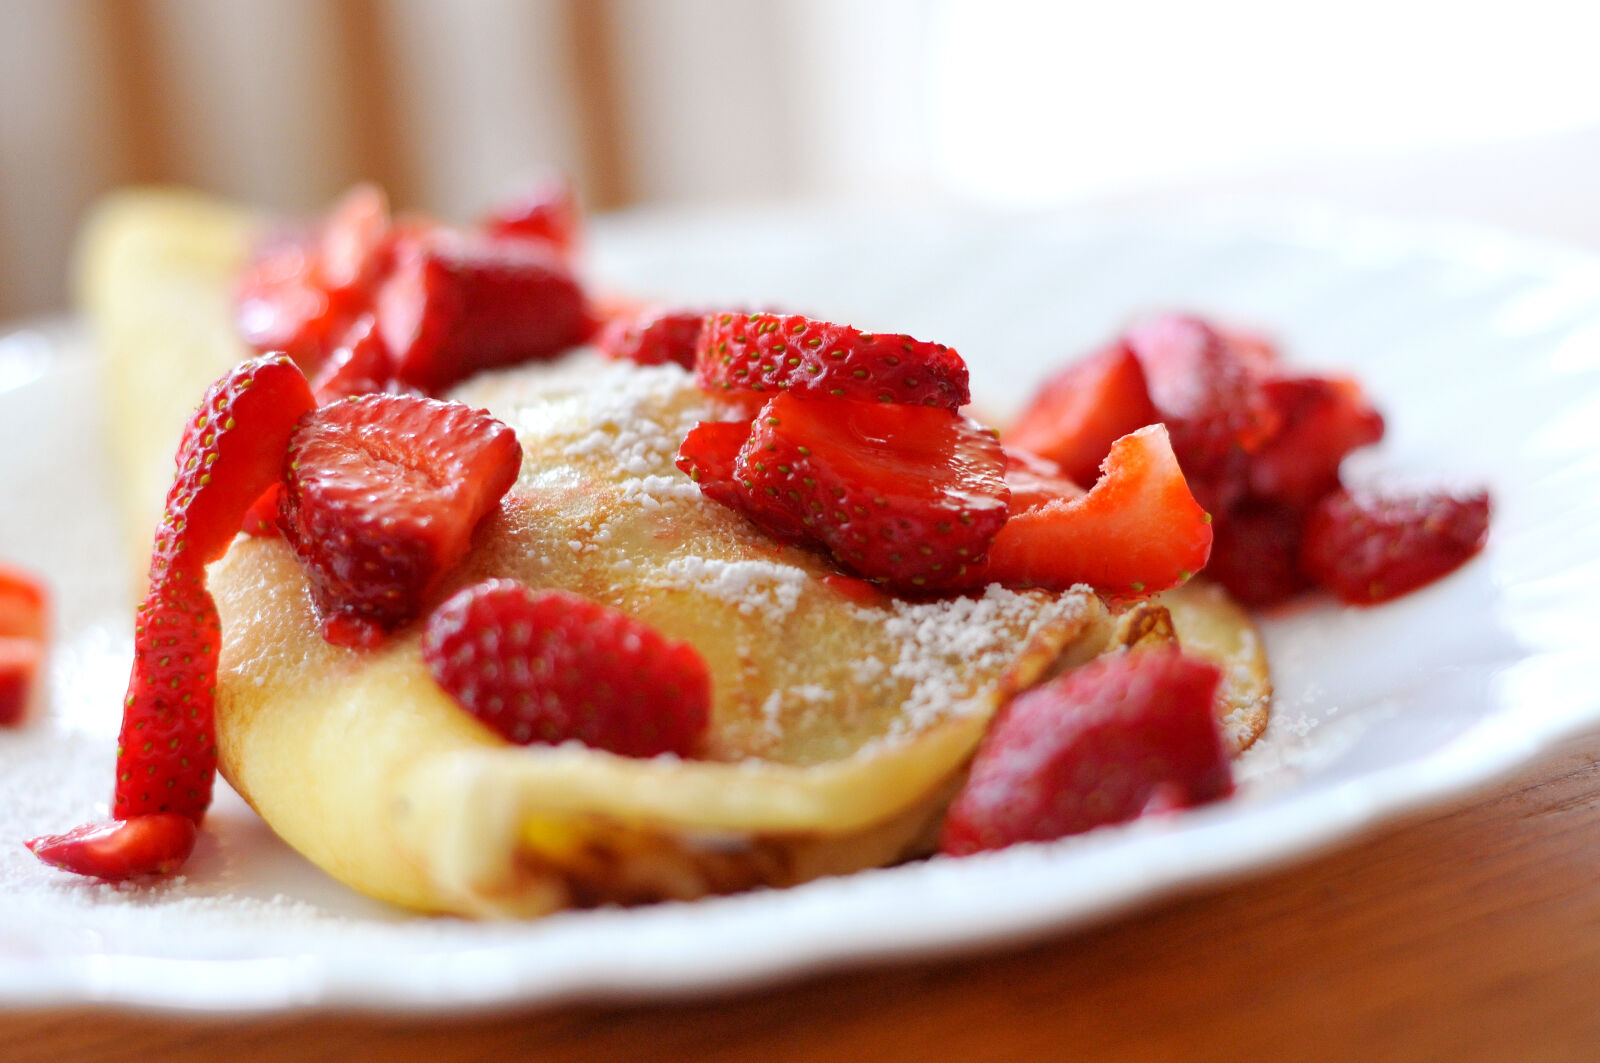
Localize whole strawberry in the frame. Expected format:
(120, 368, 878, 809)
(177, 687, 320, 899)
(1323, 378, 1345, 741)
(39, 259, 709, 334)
(421, 581, 711, 758)
(941, 649, 1231, 856)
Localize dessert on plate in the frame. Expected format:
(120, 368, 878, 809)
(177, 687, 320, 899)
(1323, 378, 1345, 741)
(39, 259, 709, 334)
(30, 180, 1380, 918)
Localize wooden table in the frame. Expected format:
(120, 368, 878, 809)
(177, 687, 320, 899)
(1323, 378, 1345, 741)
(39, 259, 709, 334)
(6, 727, 1598, 1062)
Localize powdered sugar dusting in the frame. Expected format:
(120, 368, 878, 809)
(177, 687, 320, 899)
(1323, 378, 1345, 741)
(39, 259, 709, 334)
(656, 556, 809, 625)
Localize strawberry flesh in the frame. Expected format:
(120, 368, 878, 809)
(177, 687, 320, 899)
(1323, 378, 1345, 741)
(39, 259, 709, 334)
(1246, 374, 1385, 508)
(479, 175, 582, 258)
(940, 648, 1231, 855)
(308, 314, 399, 404)
(696, 313, 971, 411)
(422, 581, 710, 758)
(1204, 499, 1312, 607)
(377, 229, 593, 394)
(597, 308, 706, 370)
(978, 424, 1212, 597)
(0, 638, 44, 728)
(730, 394, 1009, 591)
(278, 394, 522, 643)
(675, 418, 761, 517)
(1299, 487, 1491, 604)
(26, 813, 199, 880)
(1006, 343, 1159, 487)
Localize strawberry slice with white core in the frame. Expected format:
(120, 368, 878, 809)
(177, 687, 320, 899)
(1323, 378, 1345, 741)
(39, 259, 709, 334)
(279, 394, 522, 645)
(730, 394, 1009, 591)
(978, 424, 1212, 597)
(695, 313, 971, 411)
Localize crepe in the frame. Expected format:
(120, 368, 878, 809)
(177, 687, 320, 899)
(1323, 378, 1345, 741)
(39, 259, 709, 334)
(77, 190, 1269, 917)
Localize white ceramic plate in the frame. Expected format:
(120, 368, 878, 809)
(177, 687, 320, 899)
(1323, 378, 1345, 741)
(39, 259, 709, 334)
(1, 204, 1597, 1014)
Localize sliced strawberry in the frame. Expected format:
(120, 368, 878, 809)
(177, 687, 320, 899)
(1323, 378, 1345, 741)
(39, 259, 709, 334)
(234, 238, 344, 371)
(422, 581, 709, 758)
(308, 314, 397, 404)
(978, 424, 1212, 597)
(940, 649, 1231, 855)
(0, 563, 47, 642)
(1205, 499, 1312, 607)
(278, 394, 522, 643)
(675, 417, 762, 518)
(479, 174, 582, 258)
(1002, 447, 1086, 514)
(695, 313, 970, 411)
(25, 814, 198, 880)
(159, 356, 317, 570)
(1006, 342, 1159, 487)
(377, 229, 594, 394)
(1299, 487, 1491, 604)
(0, 638, 44, 728)
(726, 394, 1009, 591)
(318, 184, 394, 295)
(596, 309, 705, 370)
(239, 484, 283, 539)
(1125, 314, 1279, 492)
(1248, 374, 1385, 508)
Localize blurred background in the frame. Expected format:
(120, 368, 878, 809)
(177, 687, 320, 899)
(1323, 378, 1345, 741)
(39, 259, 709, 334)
(2, 0, 1599, 319)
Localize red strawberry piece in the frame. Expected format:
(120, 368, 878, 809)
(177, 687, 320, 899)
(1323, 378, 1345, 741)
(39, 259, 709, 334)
(479, 174, 583, 258)
(278, 394, 522, 644)
(308, 314, 397, 404)
(1205, 498, 1313, 607)
(422, 581, 710, 758)
(1002, 447, 1086, 514)
(318, 184, 394, 295)
(0, 562, 47, 642)
(728, 394, 1010, 591)
(674, 417, 766, 518)
(234, 237, 344, 372)
(695, 313, 971, 411)
(239, 483, 283, 539)
(377, 228, 594, 394)
(977, 424, 1212, 597)
(1125, 314, 1279, 489)
(1299, 487, 1491, 605)
(0, 638, 44, 728)
(1006, 342, 1159, 487)
(1247, 374, 1385, 508)
(114, 570, 223, 822)
(159, 356, 317, 570)
(940, 649, 1232, 856)
(25, 813, 199, 880)
(596, 309, 705, 370)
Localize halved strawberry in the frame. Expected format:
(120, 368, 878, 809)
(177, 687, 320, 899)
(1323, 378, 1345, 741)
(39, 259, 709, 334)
(1006, 343, 1159, 487)
(377, 229, 594, 394)
(1299, 487, 1491, 604)
(479, 174, 582, 258)
(977, 424, 1212, 597)
(25, 813, 198, 880)
(422, 581, 710, 758)
(940, 649, 1231, 856)
(722, 394, 1009, 591)
(160, 355, 317, 569)
(1247, 374, 1385, 508)
(596, 308, 705, 370)
(278, 394, 522, 644)
(695, 313, 971, 411)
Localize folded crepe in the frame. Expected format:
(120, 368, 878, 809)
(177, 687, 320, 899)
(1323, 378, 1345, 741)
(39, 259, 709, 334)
(77, 191, 1269, 917)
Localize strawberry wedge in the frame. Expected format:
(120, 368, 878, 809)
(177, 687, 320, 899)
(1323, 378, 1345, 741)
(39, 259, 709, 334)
(978, 424, 1212, 597)
(27, 356, 315, 879)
